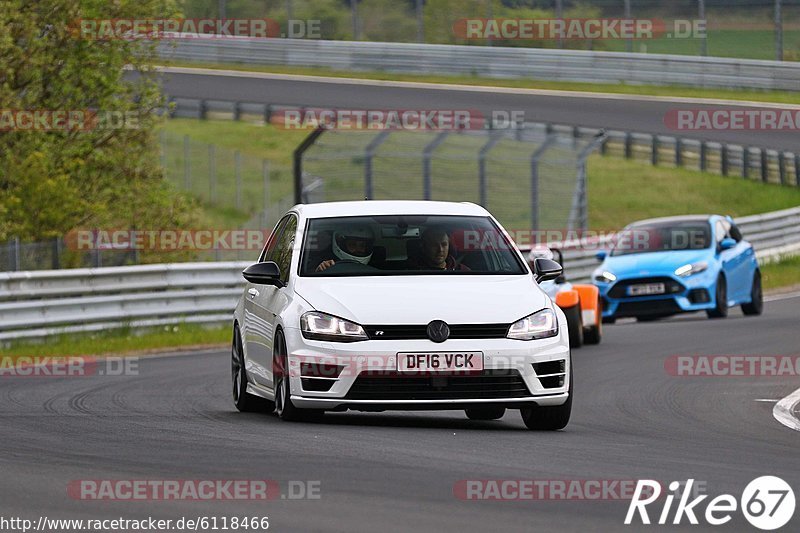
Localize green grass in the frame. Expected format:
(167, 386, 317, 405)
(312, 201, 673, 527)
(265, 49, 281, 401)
(762, 255, 800, 291)
(0, 324, 230, 358)
(165, 60, 800, 105)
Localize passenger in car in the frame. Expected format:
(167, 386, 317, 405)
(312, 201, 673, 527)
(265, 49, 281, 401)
(407, 227, 470, 271)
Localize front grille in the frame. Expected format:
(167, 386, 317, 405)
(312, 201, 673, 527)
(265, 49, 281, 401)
(615, 299, 682, 317)
(363, 323, 509, 340)
(345, 370, 530, 400)
(608, 277, 685, 299)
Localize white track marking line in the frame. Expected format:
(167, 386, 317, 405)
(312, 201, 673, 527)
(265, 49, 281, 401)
(765, 290, 800, 303)
(755, 399, 779, 402)
(151, 66, 800, 109)
(773, 387, 800, 432)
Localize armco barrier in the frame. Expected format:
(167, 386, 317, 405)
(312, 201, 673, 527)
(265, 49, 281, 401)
(1, 208, 798, 342)
(157, 37, 800, 92)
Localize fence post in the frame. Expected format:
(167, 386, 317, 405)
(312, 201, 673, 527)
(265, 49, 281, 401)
(364, 130, 391, 200)
(530, 137, 557, 232)
(264, 104, 272, 125)
(675, 137, 683, 167)
(159, 130, 167, 176)
(795, 153, 800, 186)
(233, 101, 241, 121)
(778, 152, 787, 185)
(478, 133, 502, 208)
(651, 135, 659, 166)
(699, 141, 707, 172)
(624, 132, 633, 159)
(293, 127, 327, 204)
(209, 144, 216, 204)
(52, 237, 61, 269)
(199, 99, 207, 120)
(183, 135, 191, 191)
(422, 132, 449, 200)
(721, 144, 729, 176)
(262, 159, 271, 228)
(8, 238, 20, 271)
(743, 147, 751, 179)
(235, 150, 242, 210)
(761, 149, 769, 183)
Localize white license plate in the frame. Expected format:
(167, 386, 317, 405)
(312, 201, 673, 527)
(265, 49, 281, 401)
(397, 352, 483, 372)
(628, 283, 666, 296)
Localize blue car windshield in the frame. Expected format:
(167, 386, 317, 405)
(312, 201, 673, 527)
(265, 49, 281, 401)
(611, 221, 712, 257)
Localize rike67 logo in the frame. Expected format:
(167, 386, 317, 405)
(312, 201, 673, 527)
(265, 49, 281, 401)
(625, 477, 795, 530)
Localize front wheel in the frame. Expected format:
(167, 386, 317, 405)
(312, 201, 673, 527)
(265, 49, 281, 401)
(520, 362, 572, 431)
(741, 271, 763, 316)
(564, 304, 583, 348)
(465, 406, 506, 421)
(274, 330, 323, 422)
(706, 275, 728, 319)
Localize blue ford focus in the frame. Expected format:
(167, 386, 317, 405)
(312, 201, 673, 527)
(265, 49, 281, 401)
(593, 215, 763, 322)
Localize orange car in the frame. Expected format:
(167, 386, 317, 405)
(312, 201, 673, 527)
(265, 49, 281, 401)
(531, 248, 602, 348)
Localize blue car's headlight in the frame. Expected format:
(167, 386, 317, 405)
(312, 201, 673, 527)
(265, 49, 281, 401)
(507, 309, 558, 341)
(675, 262, 708, 277)
(300, 312, 368, 342)
(594, 271, 617, 283)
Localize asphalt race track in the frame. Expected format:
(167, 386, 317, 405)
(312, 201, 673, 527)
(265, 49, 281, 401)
(142, 68, 800, 152)
(2, 296, 798, 532)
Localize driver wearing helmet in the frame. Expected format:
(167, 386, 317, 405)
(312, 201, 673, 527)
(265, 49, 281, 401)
(315, 225, 375, 272)
(527, 245, 554, 271)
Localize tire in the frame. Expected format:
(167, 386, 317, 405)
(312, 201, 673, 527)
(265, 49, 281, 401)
(232, 324, 269, 412)
(465, 406, 506, 421)
(564, 304, 583, 348)
(520, 360, 572, 431)
(583, 298, 602, 345)
(706, 275, 728, 319)
(742, 270, 764, 316)
(273, 329, 323, 422)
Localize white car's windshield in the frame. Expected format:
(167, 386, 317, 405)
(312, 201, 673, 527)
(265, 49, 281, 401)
(299, 215, 526, 276)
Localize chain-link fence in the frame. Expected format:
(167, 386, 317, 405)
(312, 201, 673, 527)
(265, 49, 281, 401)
(299, 125, 603, 234)
(192, 0, 800, 61)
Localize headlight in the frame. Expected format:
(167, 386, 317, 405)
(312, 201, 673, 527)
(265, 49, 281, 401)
(675, 261, 708, 277)
(594, 271, 617, 283)
(300, 312, 368, 342)
(507, 309, 559, 341)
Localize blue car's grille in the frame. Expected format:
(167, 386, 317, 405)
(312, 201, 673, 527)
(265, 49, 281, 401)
(608, 277, 685, 299)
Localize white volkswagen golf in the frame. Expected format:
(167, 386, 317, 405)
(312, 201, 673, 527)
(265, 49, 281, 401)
(231, 201, 572, 430)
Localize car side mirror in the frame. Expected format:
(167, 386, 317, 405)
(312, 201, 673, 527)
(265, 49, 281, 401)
(534, 258, 563, 283)
(243, 261, 284, 287)
(719, 238, 736, 251)
(596, 250, 607, 262)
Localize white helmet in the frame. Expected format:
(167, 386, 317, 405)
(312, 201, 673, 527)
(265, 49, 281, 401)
(528, 245, 554, 264)
(332, 225, 375, 264)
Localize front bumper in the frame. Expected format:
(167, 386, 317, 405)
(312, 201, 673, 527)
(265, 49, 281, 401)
(282, 327, 570, 411)
(595, 270, 717, 319)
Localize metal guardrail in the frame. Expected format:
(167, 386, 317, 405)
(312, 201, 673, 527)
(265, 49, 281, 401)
(158, 37, 800, 92)
(2, 208, 799, 342)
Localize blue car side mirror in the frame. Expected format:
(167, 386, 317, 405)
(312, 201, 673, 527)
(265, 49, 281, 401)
(596, 250, 607, 261)
(719, 238, 736, 251)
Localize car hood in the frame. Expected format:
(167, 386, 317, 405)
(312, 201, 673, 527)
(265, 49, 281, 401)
(294, 275, 549, 325)
(602, 249, 711, 277)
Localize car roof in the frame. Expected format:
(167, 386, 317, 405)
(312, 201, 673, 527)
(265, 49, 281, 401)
(292, 200, 491, 218)
(626, 214, 717, 227)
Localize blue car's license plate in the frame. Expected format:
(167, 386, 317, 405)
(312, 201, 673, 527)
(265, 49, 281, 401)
(628, 283, 666, 296)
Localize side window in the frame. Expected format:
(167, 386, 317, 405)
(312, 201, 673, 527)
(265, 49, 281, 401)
(715, 221, 727, 244)
(729, 222, 743, 242)
(273, 216, 298, 283)
(259, 217, 290, 263)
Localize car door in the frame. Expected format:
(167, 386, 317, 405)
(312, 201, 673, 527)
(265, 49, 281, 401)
(261, 214, 298, 394)
(727, 220, 755, 301)
(244, 216, 289, 387)
(715, 219, 747, 302)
